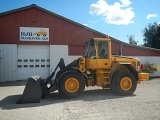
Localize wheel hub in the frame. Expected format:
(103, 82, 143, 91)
(120, 77, 132, 90)
(65, 78, 79, 93)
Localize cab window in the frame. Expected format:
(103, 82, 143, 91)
(84, 39, 96, 59)
(98, 41, 108, 59)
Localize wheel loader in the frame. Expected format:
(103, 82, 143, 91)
(17, 36, 149, 104)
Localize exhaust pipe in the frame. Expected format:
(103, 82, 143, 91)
(118, 43, 123, 56)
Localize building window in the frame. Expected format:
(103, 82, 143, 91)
(41, 59, 45, 62)
(24, 59, 28, 62)
(35, 59, 39, 62)
(30, 59, 34, 62)
(29, 65, 34, 68)
(18, 65, 22, 68)
(46, 65, 50, 67)
(41, 65, 45, 67)
(47, 59, 50, 62)
(24, 65, 28, 68)
(18, 59, 22, 62)
(35, 65, 39, 67)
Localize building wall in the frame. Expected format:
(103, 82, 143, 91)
(110, 38, 160, 56)
(0, 44, 17, 82)
(122, 45, 160, 56)
(0, 44, 69, 82)
(50, 45, 68, 78)
(0, 7, 105, 46)
(0, 5, 160, 82)
(1, 6, 160, 56)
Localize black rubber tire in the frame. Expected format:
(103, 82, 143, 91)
(57, 70, 85, 99)
(111, 71, 137, 96)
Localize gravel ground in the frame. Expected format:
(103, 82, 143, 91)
(0, 78, 160, 120)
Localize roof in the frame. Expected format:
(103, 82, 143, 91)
(1, 4, 160, 52)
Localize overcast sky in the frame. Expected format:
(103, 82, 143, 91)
(0, 0, 159, 45)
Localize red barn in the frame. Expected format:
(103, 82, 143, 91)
(0, 4, 160, 82)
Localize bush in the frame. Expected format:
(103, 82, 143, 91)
(142, 62, 158, 74)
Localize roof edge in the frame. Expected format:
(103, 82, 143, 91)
(110, 37, 160, 52)
(0, 4, 37, 16)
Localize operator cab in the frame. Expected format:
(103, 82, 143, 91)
(84, 37, 111, 69)
(84, 38, 108, 59)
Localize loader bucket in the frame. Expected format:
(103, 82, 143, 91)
(16, 77, 42, 104)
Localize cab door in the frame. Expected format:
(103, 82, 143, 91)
(96, 40, 111, 69)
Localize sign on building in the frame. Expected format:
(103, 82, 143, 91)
(20, 27, 49, 41)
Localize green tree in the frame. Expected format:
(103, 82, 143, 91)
(143, 22, 160, 49)
(127, 35, 138, 45)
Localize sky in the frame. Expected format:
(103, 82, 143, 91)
(0, 0, 159, 45)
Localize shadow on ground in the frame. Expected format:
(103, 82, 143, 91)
(0, 88, 136, 110)
(0, 80, 27, 87)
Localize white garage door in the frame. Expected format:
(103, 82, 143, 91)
(18, 45, 50, 80)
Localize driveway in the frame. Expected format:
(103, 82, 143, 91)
(0, 78, 160, 120)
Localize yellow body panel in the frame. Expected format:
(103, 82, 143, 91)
(138, 73, 149, 81)
(85, 58, 110, 69)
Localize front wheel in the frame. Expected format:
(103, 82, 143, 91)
(111, 71, 137, 96)
(58, 70, 85, 99)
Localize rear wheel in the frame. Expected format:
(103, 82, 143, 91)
(111, 71, 137, 96)
(58, 70, 85, 98)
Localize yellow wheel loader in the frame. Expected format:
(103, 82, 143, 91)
(17, 36, 149, 104)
